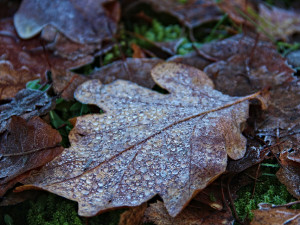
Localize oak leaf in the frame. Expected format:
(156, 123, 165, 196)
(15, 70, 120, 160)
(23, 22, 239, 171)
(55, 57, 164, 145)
(0, 116, 63, 196)
(19, 62, 259, 217)
(14, 0, 117, 44)
(169, 34, 294, 96)
(0, 18, 93, 99)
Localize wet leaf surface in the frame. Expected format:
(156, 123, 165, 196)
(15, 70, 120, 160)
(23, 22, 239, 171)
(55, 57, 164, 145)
(251, 203, 300, 225)
(0, 88, 54, 133)
(52, 58, 164, 100)
(138, 0, 222, 29)
(143, 200, 234, 225)
(17, 62, 259, 217)
(0, 116, 63, 196)
(14, 0, 118, 44)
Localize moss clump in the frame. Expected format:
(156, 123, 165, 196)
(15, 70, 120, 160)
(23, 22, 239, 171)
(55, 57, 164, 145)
(25, 193, 123, 225)
(234, 171, 297, 221)
(27, 194, 82, 225)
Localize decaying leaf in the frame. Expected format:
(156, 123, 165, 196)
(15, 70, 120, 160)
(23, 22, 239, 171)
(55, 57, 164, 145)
(218, 1, 300, 41)
(51, 69, 88, 101)
(277, 146, 300, 200)
(168, 52, 211, 71)
(251, 203, 300, 225)
(14, 0, 117, 44)
(258, 4, 300, 41)
(170, 34, 294, 96)
(52, 58, 163, 100)
(137, 0, 222, 29)
(17, 62, 260, 217)
(218, 0, 256, 26)
(0, 60, 38, 100)
(202, 34, 294, 96)
(0, 116, 63, 196)
(118, 203, 147, 225)
(277, 165, 300, 200)
(143, 200, 233, 225)
(254, 80, 300, 199)
(0, 18, 93, 94)
(0, 88, 54, 133)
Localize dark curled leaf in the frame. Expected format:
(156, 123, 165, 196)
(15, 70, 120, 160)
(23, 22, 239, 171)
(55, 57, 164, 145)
(0, 89, 55, 133)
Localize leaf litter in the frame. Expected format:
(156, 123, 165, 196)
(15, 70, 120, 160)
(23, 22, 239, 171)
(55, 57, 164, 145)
(129, 0, 222, 29)
(0, 116, 63, 196)
(0, 88, 54, 133)
(1, 0, 300, 223)
(17, 62, 261, 217)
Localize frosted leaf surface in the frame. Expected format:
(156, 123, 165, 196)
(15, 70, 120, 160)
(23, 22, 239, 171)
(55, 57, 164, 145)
(20, 62, 254, 217)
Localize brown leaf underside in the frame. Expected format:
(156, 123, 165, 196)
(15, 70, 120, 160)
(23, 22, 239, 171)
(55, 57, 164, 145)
(18, 63, 259, 217)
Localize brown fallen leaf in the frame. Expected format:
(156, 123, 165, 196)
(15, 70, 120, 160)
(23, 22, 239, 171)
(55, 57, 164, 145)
(251, 203, 300, 225)
(0, 88, 54, 133)
(218, 1, 300, 41)
(276, 146, 300, 200)
(169, 34, 294, 96)
(143, 200, 234, 225)
(0, 60, 37, 100)
(218, 0, 256, 26)
(51, 58, 163, 100)
(136, 0, 222, 29)
(90, 58, 163, 89)
(51, 69, 88, 101)
(17, 62, 260, 217)
(131, 43, 147, 58)
(0, 190, 39, 207)
(168, 52, 211, 71)
(14, 0, 117, 44)
(277, 165, 300, 200)
(253, 80, 300, 199)
(258, 4, 300, 41)
(118, 203, 147, 225)
(169, 34, 294, 89)
(203, 35, 294, 96)
(0, 18, 93, 98)
(0, 116, 63, 196)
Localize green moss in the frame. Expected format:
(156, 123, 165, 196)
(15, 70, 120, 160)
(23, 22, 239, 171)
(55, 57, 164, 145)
(234, 165, 297, 221)
(27, 194, 82, 225)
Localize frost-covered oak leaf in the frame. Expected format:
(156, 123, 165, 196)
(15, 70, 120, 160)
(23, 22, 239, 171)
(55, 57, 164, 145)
(18, 62, 259, 217)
